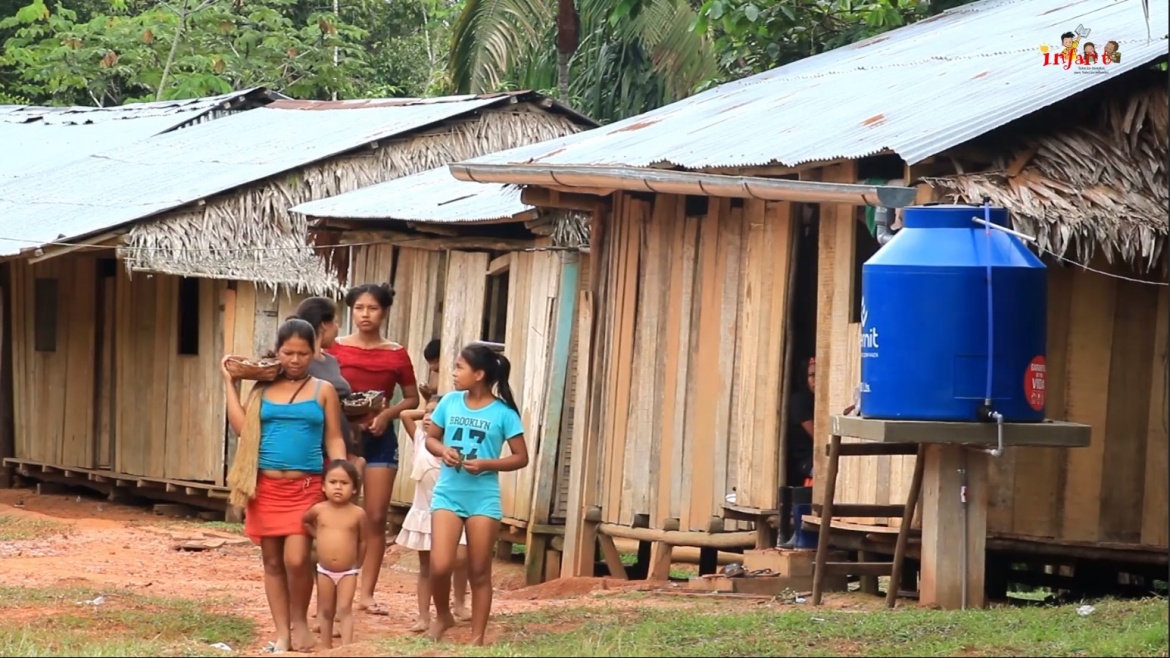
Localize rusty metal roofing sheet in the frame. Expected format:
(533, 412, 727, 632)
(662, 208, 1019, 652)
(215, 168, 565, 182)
(461, 0, 1169, 171)
(0, 89, 264, 183)
(0, 95, 510, 256)
(291, 166, 530, 223)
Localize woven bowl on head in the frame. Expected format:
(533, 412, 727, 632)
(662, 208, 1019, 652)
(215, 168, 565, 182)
(224, 356, 281, 382)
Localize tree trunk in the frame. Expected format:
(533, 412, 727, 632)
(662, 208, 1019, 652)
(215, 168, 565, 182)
(157, 0, 191, 101)
(556, 51, 570, 103)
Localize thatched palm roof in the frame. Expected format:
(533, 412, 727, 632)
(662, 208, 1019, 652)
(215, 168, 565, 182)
(925, 84, 1168, 272)
(118, 105, 587, 294)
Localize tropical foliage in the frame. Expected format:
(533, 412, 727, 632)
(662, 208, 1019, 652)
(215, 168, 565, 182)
(0, 0, 455, 106)
(448, 0, 717, 123)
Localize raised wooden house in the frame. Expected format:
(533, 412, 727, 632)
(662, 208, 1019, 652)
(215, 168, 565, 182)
(447, 0, 1168, 594)
(0, 91, 593, 513)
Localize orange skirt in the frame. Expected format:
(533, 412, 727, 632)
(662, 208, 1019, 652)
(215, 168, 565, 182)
(245, 474, 323, 544)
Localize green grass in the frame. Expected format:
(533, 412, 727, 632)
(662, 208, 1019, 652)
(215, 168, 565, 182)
(0, 585, 254, 656)
(0, 514, 67, 541)
(379, 597, 1169, 657)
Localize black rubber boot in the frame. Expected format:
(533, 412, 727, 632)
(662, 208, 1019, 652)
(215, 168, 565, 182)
(776, 486, 794, 549)
(779, 486, 814, 549)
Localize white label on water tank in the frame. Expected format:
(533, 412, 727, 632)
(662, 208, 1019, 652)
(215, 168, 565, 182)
(859, 297, 879, 359)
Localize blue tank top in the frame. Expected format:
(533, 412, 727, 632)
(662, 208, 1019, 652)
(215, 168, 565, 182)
(257, 380, 326, 473)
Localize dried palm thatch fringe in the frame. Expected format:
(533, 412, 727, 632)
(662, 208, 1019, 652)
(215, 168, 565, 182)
(226, 387, 265, 509)
(120, 110, 585, 293)
(925, 85, 1168, 272)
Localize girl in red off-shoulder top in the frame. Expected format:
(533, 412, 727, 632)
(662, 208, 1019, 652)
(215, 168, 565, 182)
(326, 283, 420, 617)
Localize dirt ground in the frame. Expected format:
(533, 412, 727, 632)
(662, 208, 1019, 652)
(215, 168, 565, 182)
(1, 487, 848, 656)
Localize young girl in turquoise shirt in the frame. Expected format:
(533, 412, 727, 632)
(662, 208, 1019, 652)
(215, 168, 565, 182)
(425, 343, 529, 645)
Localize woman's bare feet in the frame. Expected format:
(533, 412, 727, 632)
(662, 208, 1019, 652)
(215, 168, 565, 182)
(409, 617, 430, 633)
(452, 605, 472, 622)
(291, 623, 316, 652)
(426, 613, 455, 642)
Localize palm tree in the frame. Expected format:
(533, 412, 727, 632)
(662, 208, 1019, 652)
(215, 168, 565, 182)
(448, 0, 716, 123)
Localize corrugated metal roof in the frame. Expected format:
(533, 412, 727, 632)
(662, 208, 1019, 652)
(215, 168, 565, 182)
(266, 90, 598, 127)
(0, 94, 526, 256)
(0, 89, 265, 183)
(291, 166, 531, 223)
(461, 0, 1169, 171)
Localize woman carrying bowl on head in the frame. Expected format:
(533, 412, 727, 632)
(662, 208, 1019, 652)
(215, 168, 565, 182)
(222, 318, 348, 653)
(326, 283, 420, 617)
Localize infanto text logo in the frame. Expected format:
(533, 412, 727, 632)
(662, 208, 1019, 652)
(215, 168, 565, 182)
(1040, 25, 1122, 74)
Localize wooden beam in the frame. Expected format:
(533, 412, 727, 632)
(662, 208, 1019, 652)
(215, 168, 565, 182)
(542, 185, 617, 197)
(25, 230, 125, 265)
(598, 523, 758, 549)
(487, 254, 511, 277)
(524, 252, 581, 585)
(338, 230, 534, 252)
(920, 445, 988, 609)
(521, 187, 607, 211)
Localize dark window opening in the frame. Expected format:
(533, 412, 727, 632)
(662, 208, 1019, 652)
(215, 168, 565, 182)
(177, 277, 201, 356)
(684, 195, 709, 216)
(482, 264, 510, 345)
(33, 277, 58, 353)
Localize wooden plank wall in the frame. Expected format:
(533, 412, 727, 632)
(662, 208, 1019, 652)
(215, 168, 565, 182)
(499, 248, 560, 525)
(115, 272, 226, 482)
(10, 256, 98, 469)
(826, 254, 1170, 549)
(12, 257, 230, 483)
(586, 192, 796, 533)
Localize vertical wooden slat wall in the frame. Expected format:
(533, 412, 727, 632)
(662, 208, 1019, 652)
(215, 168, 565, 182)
(583, 192, 796, 533)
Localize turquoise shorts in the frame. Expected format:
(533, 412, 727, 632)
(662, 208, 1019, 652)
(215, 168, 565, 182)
(432, 489, 502, 521)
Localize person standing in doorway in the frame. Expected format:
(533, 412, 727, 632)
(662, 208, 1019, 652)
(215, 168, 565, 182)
(418, 338, 441, 403)
(327, 283, 420, 617)
(778, 356, 816, 549)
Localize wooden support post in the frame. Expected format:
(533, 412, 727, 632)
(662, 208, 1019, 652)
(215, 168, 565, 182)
(562, 288, 598, 577)
(811, 162, 860, 501)
(524, 252, 580, 586)
(858, 551, 880, 595)
(597, 532, 628, 580)
(920, 444, 988, 610)
(496, 540, 514, 562)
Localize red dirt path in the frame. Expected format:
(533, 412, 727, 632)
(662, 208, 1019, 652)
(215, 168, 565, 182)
(0, 488, 881, 655)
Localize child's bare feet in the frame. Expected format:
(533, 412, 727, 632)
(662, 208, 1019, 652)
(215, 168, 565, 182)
(452, 605, 471, 622)
(409, 617, 430, 633)
(426, 613, 455, 642)
(306, 621, 340, 637)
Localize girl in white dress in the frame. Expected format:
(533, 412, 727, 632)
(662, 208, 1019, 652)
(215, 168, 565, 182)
(397, 395, 471, 632)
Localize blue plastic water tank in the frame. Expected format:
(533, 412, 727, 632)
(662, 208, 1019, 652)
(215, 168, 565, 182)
(859, 204, 1047, 423)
